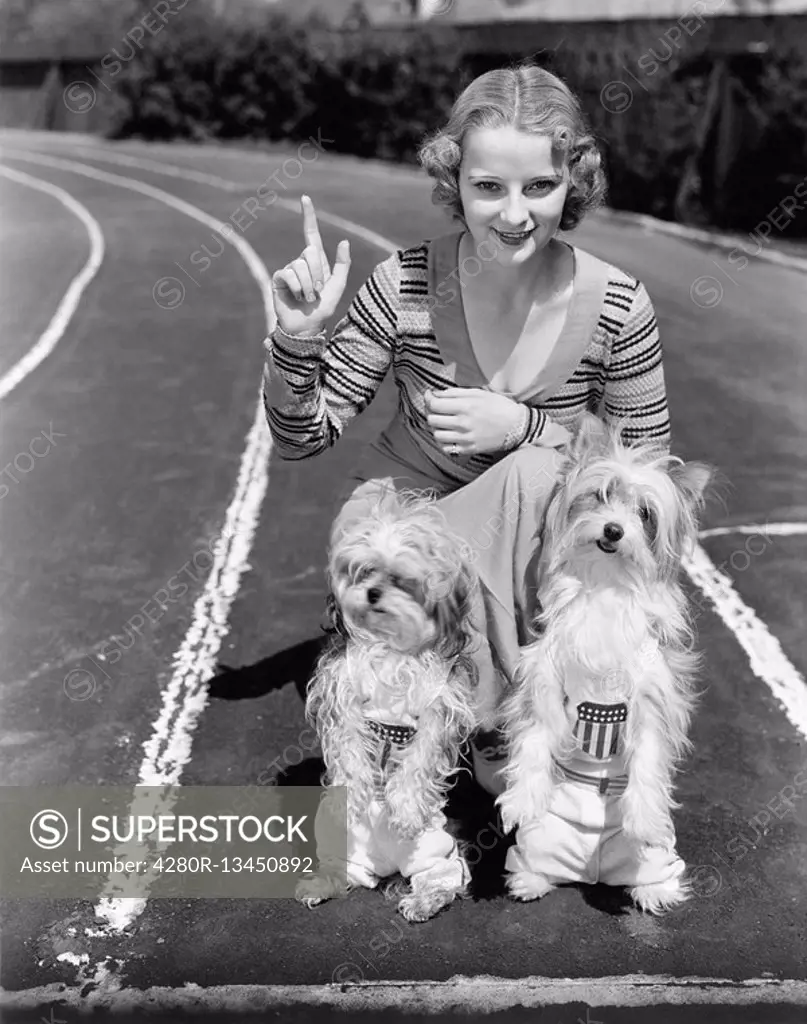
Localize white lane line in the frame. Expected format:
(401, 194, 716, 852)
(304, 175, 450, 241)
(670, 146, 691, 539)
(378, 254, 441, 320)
(700, 522, 807, 538)
(1, 130, 426, 187)
(1, 975, 805, 1012)
(1, 142, 401, 255)
(0, 163, 105, 400)
(2, 149, 276, 933)
(683, 543, 807, 738)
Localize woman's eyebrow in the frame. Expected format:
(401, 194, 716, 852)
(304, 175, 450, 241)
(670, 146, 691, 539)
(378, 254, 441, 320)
(466, 170, 563, 181)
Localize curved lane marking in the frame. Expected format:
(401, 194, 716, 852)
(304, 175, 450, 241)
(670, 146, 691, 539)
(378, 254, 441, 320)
(0, 163, 105, 400)
(1, 142, 401, 256)
(1, 149, 275, 935)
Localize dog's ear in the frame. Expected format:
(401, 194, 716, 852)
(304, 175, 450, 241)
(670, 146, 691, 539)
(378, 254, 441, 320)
(324, 591, 348, 639)
(433, 562, 477, 661)
(569, 412, 609, 461)
(670, 461, 712, 508)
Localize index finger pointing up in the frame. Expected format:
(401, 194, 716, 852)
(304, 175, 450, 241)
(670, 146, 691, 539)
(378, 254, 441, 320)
(301, 195, 329, 281)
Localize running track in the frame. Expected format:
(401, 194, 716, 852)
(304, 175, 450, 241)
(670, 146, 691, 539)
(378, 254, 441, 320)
(0, 131, 805, 1023)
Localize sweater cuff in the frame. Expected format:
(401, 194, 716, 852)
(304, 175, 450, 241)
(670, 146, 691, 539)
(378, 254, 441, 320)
(265, 325, 327, 359)
(523, 406, 572, 450)
(502, 403, 532, 451)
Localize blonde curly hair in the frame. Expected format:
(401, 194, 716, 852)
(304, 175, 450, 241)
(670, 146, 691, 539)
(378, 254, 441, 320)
(418, 63, 607, 232)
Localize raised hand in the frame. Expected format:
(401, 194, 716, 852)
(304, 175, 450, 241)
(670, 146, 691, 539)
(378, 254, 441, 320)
(271, 195, 351, 337)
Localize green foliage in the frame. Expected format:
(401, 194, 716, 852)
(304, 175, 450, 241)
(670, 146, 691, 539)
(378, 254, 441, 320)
(713, 48, 807, 234)
(105, 5, 464, 156)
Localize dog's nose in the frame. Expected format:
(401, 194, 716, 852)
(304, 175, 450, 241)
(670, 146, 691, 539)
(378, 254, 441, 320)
(603, 522, 624, 543)
(367, 586, 382, 605)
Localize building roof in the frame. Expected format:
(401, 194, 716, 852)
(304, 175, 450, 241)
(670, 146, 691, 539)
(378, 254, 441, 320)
(270, 0, 398, 24)
(276, 0, 807, 23)
(2, 0, 805, 64)
(483, 1, 806, 21)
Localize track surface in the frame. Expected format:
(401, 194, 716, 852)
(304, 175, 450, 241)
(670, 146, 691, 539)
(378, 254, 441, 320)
(0, 132, 805, 1021)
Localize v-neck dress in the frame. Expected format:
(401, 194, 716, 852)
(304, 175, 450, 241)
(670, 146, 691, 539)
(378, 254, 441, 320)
(333, 231, 610, 514)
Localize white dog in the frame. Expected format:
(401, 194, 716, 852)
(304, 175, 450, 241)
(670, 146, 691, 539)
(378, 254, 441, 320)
(296, 491, 477, 922)
(498, 415, 711, 914)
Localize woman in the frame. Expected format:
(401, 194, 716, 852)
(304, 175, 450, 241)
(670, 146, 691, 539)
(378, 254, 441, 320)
(263, 64, 670, 794)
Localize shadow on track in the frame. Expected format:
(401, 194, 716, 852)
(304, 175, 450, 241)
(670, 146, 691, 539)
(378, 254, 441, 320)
(208, 634, 329, 703)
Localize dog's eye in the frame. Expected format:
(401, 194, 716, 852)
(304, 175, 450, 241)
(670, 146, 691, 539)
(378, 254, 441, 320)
(354, 566, 374, 584)
(638, 504, 651, 522)
(390, 574, 418, 596)
(595, 482, 615, 504)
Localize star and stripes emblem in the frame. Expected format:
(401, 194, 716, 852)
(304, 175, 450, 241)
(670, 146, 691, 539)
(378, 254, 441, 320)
(573, 701, 628, 759)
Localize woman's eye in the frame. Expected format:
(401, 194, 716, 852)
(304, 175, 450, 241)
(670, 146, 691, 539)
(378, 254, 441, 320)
(526, 180, 556, 195)
(474, 181, 500, 193)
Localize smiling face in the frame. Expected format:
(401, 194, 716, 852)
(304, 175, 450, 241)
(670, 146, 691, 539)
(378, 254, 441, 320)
(458, 125, 570, 268)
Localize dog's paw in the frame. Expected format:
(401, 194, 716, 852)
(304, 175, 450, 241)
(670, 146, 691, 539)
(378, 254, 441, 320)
(397, 888, 456, 923)
(497, 803, 520, 835)
(506, 870, 553, 902)
(498, 778, 554, 832)
(631, 878, 689, 915)
(295, 873, 343, 908)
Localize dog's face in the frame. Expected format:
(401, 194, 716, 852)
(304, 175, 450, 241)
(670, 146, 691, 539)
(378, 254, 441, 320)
(329, 494, 472, 654)
(546, 415, 712, 581)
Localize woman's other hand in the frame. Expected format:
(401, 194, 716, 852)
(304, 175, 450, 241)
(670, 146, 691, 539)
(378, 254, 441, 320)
(271, 195, 351, 337)
(425, 387, 527, 456)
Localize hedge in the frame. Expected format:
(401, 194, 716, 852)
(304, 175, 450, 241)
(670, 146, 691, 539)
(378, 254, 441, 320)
(103, 3, 807, 237)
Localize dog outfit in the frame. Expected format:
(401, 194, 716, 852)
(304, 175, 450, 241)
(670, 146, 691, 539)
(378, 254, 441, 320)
(315, 702, 468, 891)
(506, 698, 686, 889)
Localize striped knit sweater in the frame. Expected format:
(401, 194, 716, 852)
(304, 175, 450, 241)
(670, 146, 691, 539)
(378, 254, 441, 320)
(263, 239, 670, 485)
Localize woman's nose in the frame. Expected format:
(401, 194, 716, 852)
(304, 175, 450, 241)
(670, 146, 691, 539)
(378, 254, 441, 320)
(501, 192, 529, 227)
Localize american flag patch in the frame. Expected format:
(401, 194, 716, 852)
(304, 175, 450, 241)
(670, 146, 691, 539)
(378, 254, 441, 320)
(573, 702, 628, 759)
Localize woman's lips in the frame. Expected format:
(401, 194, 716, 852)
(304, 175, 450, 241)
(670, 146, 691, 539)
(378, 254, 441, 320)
(493, 227, 535, 247)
